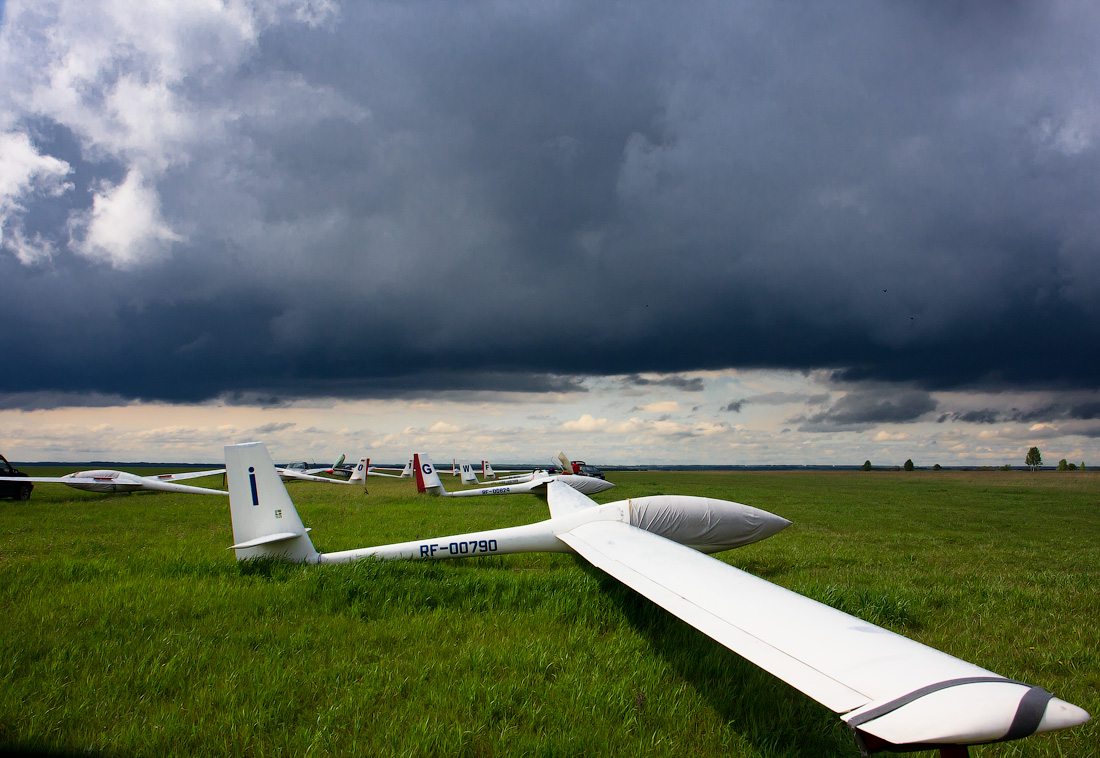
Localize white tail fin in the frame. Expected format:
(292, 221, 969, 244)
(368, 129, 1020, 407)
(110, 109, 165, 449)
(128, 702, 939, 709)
(459, 460, 478, 484)
(348, 458, 368, 485)
(400, 459, 413, 478)
(483, 461, 496, 480)
(413, 453, 447, 496)
(555, 451, 572, 474)
(226, 442, 319, 562)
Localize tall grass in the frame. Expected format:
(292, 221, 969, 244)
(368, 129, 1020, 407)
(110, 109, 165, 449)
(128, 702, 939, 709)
(1, 470, 1096, 756)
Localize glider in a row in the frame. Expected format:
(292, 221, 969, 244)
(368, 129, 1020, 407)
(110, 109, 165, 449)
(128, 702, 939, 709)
(418, 455, 613, 497)
(277, 456, 368, 485)
(0, 467, 228, 495)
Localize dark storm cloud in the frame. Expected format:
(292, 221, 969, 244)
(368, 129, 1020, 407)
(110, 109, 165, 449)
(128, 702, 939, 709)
(4, 1, 1100, 405)
(623, 375, 705, 392)
(252, 422, 297, 434)
(0, 391, 134, 411)
(943, 409, 1004, 425)
(725, 392, 830, 413)
(797, 389, 937, 432)
(939, 398, 1100, 425)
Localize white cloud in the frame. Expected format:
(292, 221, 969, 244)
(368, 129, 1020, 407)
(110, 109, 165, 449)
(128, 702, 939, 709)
(70, 170, 183, 268)
(0, 0, 349, 267)
(561, 414, 610, 433)
(638, 401, 681, 413)
(4, 228, 58, 266)
(0, 131, 73, 262)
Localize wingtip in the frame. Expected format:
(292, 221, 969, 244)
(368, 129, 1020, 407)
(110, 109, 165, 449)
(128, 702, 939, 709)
(1037, 697, 1090, 734)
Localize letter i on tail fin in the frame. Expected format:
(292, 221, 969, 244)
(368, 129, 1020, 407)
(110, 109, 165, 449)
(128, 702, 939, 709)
(413, 453, 447, 496)
(225, 442, 319, 562)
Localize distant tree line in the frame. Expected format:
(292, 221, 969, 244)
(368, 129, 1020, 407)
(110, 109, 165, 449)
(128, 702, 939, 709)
(1025, 447, 1085, 471)
(857, 449, 1086, 472)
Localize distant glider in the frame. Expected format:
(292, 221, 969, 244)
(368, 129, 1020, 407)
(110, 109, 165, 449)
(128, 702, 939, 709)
(223, 442, 1089, 756)
(480, 461, 537, 481)
(277, 457, 369, 486)
(415, 454, 614, 497)
(365, 459, 412, 478)
(0, 467, 228, 495)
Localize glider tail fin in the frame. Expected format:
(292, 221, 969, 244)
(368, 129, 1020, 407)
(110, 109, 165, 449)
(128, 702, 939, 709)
(225, 442, 319, 563)
(483, 461, 496, 480)
(348, 458, 368, 485)
(460, 460, 478, 485)
(400, 459, 413, 478)
(554, 451, 572, 474)
(413, 453, 447, 496)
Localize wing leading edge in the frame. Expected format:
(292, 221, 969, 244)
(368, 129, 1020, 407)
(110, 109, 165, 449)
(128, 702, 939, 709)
(556, 508, 1089, 751)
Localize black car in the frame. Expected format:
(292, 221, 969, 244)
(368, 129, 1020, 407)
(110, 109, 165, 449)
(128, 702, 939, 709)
(574, 462, 606, 480)
(0, 454, 33, 500)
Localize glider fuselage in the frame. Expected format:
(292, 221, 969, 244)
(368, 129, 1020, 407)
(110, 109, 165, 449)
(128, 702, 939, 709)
(58, 471, 148, 493)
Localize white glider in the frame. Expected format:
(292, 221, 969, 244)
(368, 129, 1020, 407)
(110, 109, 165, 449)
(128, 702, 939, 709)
(480, 461, 534, 480)
(362, 459, 412, 478)
(414, 454, 614, 497)
(278, 458, 369, 486)
(223, 442, 1089, 755)
(0, 467, 227, 495)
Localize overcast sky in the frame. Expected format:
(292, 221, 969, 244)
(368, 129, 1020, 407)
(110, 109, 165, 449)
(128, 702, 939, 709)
(2, 1, 1099, 466)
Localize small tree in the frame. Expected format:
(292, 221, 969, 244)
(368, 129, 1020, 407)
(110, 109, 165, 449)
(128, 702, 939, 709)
(933, 463, 943, 471)
(904, 459, 915, 471)
(862, 460, 872, 471)
(1000, 464, 1012, 471)
(1058, 459, 1069, 471)
(1025, 447, 1042, 471)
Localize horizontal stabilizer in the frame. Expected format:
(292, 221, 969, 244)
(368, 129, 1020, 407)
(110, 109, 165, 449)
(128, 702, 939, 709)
(228, 531, 306, 550)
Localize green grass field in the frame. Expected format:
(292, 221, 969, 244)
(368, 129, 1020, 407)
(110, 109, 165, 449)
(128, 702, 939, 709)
(1, 469, 1097, 757)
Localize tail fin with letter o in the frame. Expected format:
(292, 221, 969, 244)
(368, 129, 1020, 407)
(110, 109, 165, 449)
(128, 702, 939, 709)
(348, 458, 368, 486)
(226, 442, 319, 562)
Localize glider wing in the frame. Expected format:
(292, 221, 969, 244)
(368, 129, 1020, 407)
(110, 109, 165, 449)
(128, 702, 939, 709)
(0, 476, 69, 483)
(554, 487, 1088, 750)
(133, 478, 228, 495)
(147, 468, 226, 482)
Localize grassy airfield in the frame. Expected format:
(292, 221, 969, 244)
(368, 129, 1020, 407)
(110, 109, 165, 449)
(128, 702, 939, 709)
(1, 468, 1097, 758)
